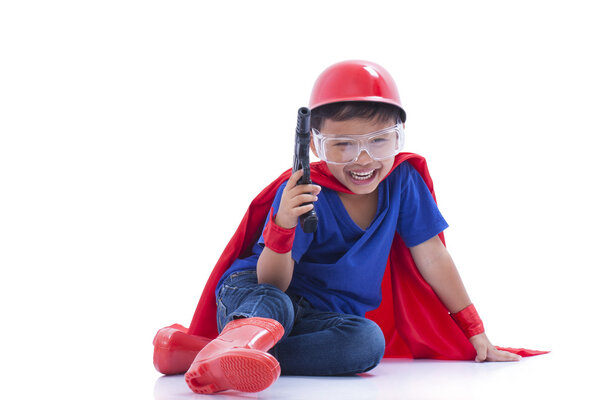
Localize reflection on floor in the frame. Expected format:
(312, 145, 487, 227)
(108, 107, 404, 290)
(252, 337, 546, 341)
(153, 352, 591, 400)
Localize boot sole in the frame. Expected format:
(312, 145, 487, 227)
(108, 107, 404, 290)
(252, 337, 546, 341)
(185, 348, 280, 394)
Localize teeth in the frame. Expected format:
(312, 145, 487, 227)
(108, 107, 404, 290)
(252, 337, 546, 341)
(350, 170, 374, 180)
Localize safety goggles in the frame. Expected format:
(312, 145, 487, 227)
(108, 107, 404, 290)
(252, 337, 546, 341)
(311, 123, 405, 165)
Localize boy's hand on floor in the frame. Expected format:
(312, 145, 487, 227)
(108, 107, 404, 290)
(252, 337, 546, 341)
(469, 333, 522, 362)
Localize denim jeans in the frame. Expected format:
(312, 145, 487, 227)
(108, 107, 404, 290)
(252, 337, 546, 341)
(216, 270, 386, 376)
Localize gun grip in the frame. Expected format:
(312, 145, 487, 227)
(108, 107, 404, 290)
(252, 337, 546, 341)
(300, 210, 318, 233)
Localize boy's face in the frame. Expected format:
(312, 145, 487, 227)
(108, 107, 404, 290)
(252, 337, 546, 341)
(313, 117, 398, 196)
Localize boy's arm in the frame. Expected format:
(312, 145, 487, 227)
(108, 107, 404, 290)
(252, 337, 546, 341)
(256, 246, 295, 292)
(257, 169, 320, 292)
(409, 235, 521, 362)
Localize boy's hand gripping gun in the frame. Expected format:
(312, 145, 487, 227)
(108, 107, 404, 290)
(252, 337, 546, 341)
(293, 107, 318, 233)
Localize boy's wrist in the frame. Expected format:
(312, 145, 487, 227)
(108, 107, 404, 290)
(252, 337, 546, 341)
(274, 213, 296, 230)
(263, 210, 295, 254)
(450, 304, 485, 338)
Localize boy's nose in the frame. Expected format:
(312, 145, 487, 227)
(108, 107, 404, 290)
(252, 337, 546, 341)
(356, 149, 373, 165)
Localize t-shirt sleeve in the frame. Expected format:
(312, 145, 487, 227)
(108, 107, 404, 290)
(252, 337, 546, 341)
(257, 181, 314, 262)
(397, 163, 449, 247)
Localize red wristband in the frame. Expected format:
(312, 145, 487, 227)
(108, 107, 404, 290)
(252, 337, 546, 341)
(263, 209, 295, 254)
(450, 304, 485, 338)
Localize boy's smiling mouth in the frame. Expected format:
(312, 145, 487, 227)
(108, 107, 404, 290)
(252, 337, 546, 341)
(346, 167, 379, 186)
(349, 169, 375, 180)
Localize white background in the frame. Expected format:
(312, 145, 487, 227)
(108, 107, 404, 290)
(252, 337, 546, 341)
(1, 1, 599, 399)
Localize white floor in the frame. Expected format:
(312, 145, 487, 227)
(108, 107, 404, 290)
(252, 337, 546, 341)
(153, 351, 594, 400)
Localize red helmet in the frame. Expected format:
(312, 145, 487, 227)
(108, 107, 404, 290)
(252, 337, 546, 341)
(309, 60, 406, 122)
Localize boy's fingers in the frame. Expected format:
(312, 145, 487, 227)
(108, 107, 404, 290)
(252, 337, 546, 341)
(475, 346, 487, 362)
(289, 183, 321, 197)
(487, 348, 522, 362)
(293, 203, 314, 215)
(285, 170, 304, 190)
(291, 193, 318, 206)
(495, 350, 522, 362)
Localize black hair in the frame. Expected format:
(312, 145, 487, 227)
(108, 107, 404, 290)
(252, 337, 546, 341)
(310, 101, 405, 131)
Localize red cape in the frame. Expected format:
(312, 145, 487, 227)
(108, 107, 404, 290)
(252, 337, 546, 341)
(187, 153, 547, 359)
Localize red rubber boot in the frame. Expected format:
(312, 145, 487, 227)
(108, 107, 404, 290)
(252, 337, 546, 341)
(184, 317, 284, 394)
(152, 324, 212, 375)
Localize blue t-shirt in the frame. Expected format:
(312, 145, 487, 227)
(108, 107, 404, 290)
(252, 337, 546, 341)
(216, 162, 448, 316)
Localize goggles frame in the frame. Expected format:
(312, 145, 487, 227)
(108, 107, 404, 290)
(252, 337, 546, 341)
(311, 123, 405, 165)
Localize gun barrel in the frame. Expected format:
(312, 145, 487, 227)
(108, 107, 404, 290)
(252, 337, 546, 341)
(293, 107, 317, 233)
(296, 107, 311, 137)
(293, 107, 311, 176)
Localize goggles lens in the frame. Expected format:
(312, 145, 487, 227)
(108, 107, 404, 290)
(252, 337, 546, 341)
(312, 123, 404, 164)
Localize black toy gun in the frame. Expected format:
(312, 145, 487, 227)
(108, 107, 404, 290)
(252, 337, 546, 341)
(293, 107, 318, 233)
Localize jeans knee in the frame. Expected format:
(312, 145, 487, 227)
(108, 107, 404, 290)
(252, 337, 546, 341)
(218, 279, 295, 337)
(365, 319, 386, 366)
(254, 283, 295, 334)
(348, 317, 385, 373)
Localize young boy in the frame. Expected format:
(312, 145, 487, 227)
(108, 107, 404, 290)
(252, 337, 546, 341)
(153, 60, 541, 394)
